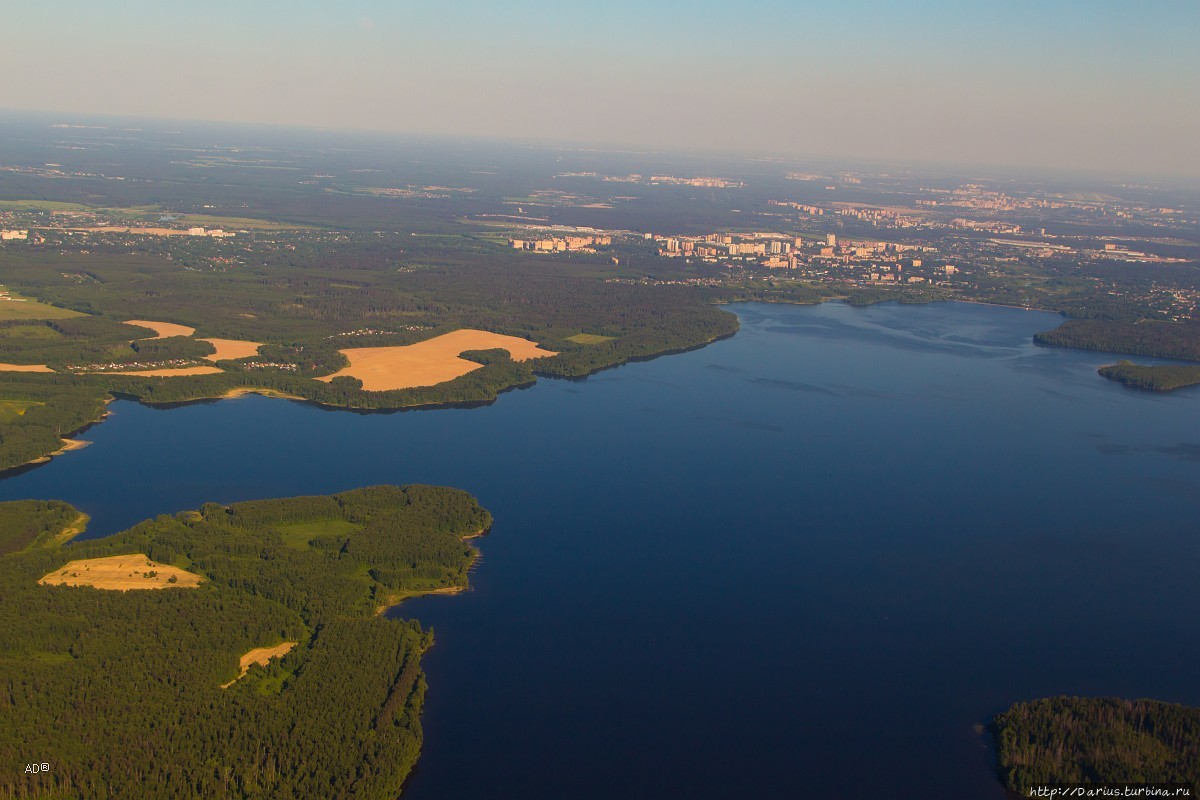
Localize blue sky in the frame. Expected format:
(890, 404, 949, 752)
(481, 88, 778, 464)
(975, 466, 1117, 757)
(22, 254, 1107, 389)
(3, 1, 1197, 177)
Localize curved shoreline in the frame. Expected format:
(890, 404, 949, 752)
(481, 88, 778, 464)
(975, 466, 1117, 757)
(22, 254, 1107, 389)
(374, 527, 489, 615)
(4, 297, 1184, 479)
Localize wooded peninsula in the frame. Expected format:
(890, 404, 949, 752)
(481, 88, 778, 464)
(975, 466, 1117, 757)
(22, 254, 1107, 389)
(0, 485, 491, 799)
(993, 696, 1200, 793)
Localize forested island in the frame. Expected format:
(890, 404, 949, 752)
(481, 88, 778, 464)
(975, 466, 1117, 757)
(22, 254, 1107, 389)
(993, 697, 1200, 793)
(1098, 361, 1200, 392)
(0, 485, 491, 799)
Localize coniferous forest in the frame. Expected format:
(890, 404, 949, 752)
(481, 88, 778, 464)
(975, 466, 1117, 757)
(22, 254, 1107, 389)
(993, 697, 1200, 792)
(0, 485, 491, 799)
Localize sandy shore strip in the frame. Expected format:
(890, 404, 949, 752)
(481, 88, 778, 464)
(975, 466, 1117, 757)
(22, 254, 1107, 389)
(319, 329, 557, 391)
(199, 338, 263, 361)
(0, 363, 54, 372)
(39, 554, 203, 590)
(221, 642, 298, 688)
(124, 319, 197, 339)
(23, 438, 90, 467)
(374, 585, 467, 615)
(221, 387, 305, 400)
(104, 366, 224, 377)
(52, 513, 90, 545)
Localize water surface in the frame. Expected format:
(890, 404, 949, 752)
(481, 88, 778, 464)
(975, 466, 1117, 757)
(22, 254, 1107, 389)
(3, 301, 1197, 799)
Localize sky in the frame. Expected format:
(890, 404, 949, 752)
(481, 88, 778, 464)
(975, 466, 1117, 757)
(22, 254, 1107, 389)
(3, 0, 1198, 178)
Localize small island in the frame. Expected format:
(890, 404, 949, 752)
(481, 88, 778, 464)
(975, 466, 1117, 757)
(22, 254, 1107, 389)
(0, 485, 491, 799)
(993, 696, 1200, 793)
(1098, 361, 1200, 392)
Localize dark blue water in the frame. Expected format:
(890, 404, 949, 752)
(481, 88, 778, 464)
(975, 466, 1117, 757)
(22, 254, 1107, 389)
(3, 301, 1198, 799)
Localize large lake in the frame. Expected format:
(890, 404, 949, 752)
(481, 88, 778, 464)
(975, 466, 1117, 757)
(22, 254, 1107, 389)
(3, 301, 1198, 799)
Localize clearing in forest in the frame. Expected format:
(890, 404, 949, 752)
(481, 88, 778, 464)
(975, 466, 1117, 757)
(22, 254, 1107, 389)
(566, 333, 615, 345)
(221, 642, 298, 688)
(123, 320, 197, 339)
(318, 329, 557, 391)
(39, 554, 203, 590)
(199, 337, 263, 361)
(0, 363, 53, 373)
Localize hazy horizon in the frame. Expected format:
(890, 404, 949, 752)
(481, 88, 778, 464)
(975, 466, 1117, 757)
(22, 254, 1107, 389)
(3, 0, 1198, 180)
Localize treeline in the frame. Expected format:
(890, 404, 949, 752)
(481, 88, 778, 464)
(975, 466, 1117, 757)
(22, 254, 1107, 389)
(0, 485, 490, 799)
(0, 375, 109, 471)
(535, 304, 738, 378)
(0, 317, 192, 369)
(1098, 361, 1200, 392)
(105, 354, 537, 410)
(0, 240, 757, 467)
(1035, 319, 1200, 362)
(993, 696, 1200, 791)
(0, 500, 79, 556)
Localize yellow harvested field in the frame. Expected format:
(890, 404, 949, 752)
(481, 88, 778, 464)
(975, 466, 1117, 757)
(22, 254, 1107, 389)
(0, 363, 53, 373)
(105, 366, 224, 377)
(124, 319, 197, 339)
(39, 554, 203, 590)
(318, 329, 558, 391)
(199, 337, 263, 361)
(221, 641, 298, 688)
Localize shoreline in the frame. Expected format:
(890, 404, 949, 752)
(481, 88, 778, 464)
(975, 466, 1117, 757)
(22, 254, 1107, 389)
(52, 513, 90, 545)
(1, 297, 1182, 478)
(24, 437, 91, 466)
(374, 527, 488, 615)
(220, 387, 307, 401)
(4, 401, 114, 475)
(374, 584, 468, 616)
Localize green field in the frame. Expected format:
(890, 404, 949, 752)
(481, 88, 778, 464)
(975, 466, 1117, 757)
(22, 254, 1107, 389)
(0, 324, 63, 340)
(0, 399, 42, 423)
(566, 332, 616, 345)
(175, 213, 311, 231)
(0, 199, 93, 212)
(0, 292, 85, 321)
(276, 517, 362, 549)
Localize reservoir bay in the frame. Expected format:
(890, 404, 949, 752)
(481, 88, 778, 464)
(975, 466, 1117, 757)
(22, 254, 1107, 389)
(2, 301, 1198, 799)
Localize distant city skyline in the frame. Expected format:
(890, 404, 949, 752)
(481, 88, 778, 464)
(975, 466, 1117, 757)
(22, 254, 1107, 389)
(3, 0, 1198, 179)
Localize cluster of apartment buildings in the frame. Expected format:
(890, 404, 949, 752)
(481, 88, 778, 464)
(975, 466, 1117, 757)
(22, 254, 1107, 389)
(0, 230, 29, 241)
(650, 230, 957, 285)
(185, 227, 235, 238)
(657, 231, 922, 265)
(510, 234, 612, 253)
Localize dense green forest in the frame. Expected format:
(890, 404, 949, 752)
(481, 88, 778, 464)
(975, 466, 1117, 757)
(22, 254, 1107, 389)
(0, 375, 110, 471)
(1035, 319, 1200, 362)
(993, 697, 1200, 792)
(0, 485, 492, 799)
(0, 166, 1194, 472)
(1098, 361, 1200, 392)
(0, 242, 741, 468)
(0, 500, 82, 556)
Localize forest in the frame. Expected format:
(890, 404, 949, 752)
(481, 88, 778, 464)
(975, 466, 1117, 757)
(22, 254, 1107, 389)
(1098, 361, 1200, 392)
(1035, 318, 1200, 361)
(0, 240, 741, 469)
(0, 374, 110, 472)
(0, 485, 491, 799)
(0, 500, 81, 556)
(1, 127, 1196, 471)
(993, 696, 1200, 792)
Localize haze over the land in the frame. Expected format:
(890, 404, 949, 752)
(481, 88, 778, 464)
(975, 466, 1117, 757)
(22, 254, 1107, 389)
(2, 0, 1198, 178)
